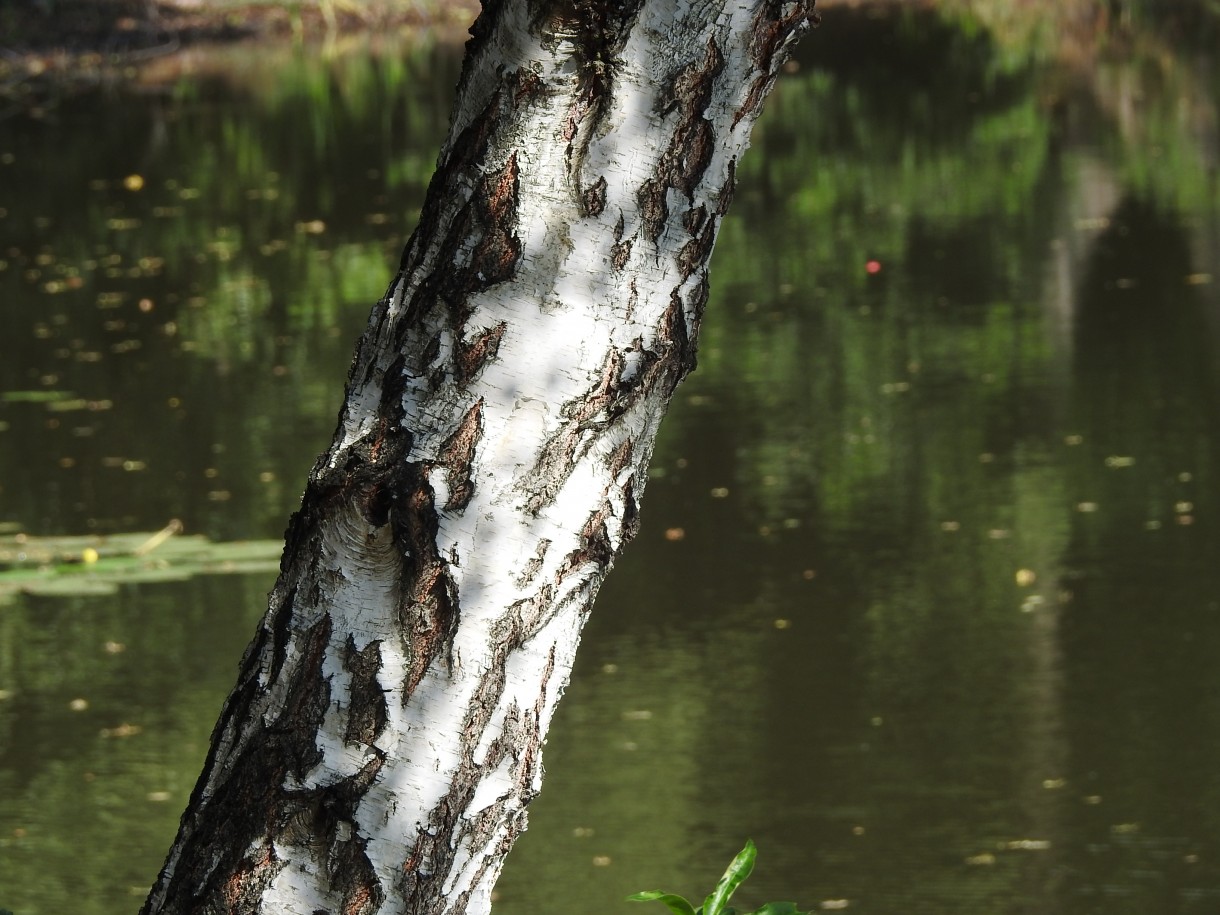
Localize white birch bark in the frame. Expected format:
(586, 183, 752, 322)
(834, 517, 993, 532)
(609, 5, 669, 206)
(141, 2, 817, 913)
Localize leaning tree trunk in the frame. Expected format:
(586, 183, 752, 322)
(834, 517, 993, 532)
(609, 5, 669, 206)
(142, 2, 816, 913)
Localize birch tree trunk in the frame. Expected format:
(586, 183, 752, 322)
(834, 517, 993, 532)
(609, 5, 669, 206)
(142, 2, 816, 912)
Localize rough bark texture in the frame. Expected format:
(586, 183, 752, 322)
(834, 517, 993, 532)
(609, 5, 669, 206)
(142, 2, 816, 913)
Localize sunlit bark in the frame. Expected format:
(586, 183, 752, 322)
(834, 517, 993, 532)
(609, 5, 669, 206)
(142, 2, 816, 912)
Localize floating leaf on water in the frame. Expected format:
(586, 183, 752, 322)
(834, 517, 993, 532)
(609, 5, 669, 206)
(46, 398, 90, 413)
(1005, 839, 1051, 851)
(1104, 456, 1135, 468)
(147, 791, 172, 802)
(2, 389, 76, 403)
(1015, 569, 1036, 586)
(23, 578, 121, 597)
(100, 723, 141, 739)
(69, 698, 88, 711)
(965, 853, 996, 866)
(1076, 502, 1099, 513)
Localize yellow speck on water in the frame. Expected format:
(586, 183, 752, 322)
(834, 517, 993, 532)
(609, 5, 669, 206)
(1084, 795, 1103, 805)
(147, 791, 172, 803)
(1111, 823, 1140, 835)
(1015, 568, 1036, 586)
(69, 698, 88, 711)
(81, 547, 99, 564)
(1175, 501, 1193, 514)
(1104, 456, 1135, 468)
(1042, 778, 1067, 789)
(1076, 502, 1099, 513)
(774, 619, 791, 630)
(592, 856, 612, 867)
(820, 900, 850, 911)
(710, 486, 730, 498)
(1065, 434, 1084, 445)
(664, 527, 685, 541)
(1006, 839, 1051, 851)
(851, 826, 865, 836)
(1185, 273, 1213, 285)
(122, 174, 144, 191)
(966, 853, 996, 866)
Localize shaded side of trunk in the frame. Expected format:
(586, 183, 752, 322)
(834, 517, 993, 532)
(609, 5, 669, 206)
(142, 2, 816, 913)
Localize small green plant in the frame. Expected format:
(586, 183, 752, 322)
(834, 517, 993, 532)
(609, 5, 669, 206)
(627, 840, 812, 915)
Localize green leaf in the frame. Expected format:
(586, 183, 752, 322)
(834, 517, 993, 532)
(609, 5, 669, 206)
(702, 840, 758, 915)
(747, 903, 808, 915)
(626, 891, 698, 915)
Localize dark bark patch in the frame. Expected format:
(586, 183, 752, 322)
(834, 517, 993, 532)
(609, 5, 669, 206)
(683, 203, 708, 236)
(455, 322, 506, 386)
(515, 538, 552, 589)
(281, 615, 335, 779)
(581, 175, 608, 217)
(678, 207, 712, 279)
(342, 636, 387, 747)
(335, 833, 384, 915)
(467, 151, 522, 291)
(524, 348, 624, 514)
(439, 399, 485, 512)
(715, 157, 737, 216)
(637, 177, 668, 247)
(401, 565, 461, 696)
(557, 507, 615, 580)
(663, 287, 691, 368)
(611, 234, 634, 272)
(221, 843, 283, 914)
(734, 1, 820, 129)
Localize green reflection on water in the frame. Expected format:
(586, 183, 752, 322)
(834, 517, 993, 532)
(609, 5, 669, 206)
(1, 8, 1220, 915)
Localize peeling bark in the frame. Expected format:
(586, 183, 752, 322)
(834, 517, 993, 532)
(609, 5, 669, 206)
(142, 2, 816, 913)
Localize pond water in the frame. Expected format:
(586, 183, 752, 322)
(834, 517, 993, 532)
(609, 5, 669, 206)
(2, 7, 1220, 914)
